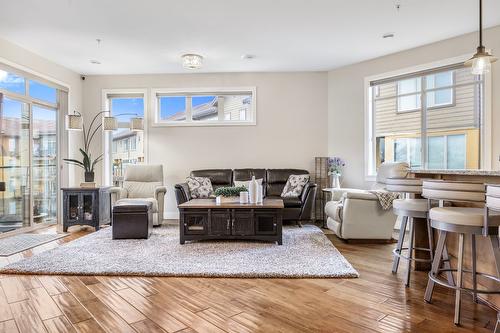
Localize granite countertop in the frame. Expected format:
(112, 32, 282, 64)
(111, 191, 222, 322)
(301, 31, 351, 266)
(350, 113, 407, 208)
(410, 169, 500, 176)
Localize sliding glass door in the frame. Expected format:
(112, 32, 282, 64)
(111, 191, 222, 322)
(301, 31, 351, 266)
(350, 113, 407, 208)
(0, 97, 31, 232)
(0, 66, 63, 232)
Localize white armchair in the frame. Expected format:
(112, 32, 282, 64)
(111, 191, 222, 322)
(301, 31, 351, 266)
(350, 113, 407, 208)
(110, 165, 166, 226)
(324, 162, 409, 241)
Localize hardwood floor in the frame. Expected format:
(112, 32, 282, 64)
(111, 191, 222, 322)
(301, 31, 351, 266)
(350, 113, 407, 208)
(0, 223, 497, 333)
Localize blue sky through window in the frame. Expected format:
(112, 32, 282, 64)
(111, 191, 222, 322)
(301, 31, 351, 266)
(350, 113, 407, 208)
(160, 96, 186, 119)
(111, 98, 144, 122)
(192, 96, 215, 107)
(29, 80, 56, 104)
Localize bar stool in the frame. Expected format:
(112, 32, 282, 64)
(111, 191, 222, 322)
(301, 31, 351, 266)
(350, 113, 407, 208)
(485, 184, 500, 333)
(386, 177, 433, 287)
(422, 180, 500, 326)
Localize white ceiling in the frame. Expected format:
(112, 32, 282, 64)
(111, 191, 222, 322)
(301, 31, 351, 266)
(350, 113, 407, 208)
(1, 0, 499, 75)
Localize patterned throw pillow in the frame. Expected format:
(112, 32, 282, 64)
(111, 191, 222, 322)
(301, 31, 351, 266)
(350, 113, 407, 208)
(186, 177, 214, 199)
(281, 174, 310, 198)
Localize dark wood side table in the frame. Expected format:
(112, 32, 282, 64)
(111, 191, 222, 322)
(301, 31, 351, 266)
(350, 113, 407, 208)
(61, 187, 112, 232)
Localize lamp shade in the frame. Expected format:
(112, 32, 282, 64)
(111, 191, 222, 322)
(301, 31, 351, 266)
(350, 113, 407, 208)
(102, 116, 118, 131)
(65, 114, 83, 130)
(130, 117, 144, 131)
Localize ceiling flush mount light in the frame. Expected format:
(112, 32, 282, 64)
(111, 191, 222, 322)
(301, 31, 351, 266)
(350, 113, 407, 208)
(182, 54, 203, 69)
(465, 0, 497, 75)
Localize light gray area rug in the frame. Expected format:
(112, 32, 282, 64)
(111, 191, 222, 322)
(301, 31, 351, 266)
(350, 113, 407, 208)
(0, 233, 68, 256)
(2, 225, 359, 278)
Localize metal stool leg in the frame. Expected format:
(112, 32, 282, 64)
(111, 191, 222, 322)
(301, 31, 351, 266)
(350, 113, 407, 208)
(426, 218, 434, 262)
(471, 234, 477, 303)
(454, 233, 465, 325)
(392, 216, 408, 274)
(490, 235, 500, 275)
(495, 312, 500, 333)
(425, 230, 447, 303)
(442, 245, 456, 287)
(405, 218, 415, 287)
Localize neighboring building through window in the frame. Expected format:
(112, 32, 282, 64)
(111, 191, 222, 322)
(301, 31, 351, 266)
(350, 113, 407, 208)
(153, 88, 256, 126)
(369, 65, 482, 171)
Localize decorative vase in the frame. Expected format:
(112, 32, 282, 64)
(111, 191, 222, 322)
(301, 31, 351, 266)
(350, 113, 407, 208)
(84, 171, 95, 182)
(331, 173, 341, 189)
(240, 191, 249, 204)
(256, 185, 263, 204)
(248, 176, 258, 203)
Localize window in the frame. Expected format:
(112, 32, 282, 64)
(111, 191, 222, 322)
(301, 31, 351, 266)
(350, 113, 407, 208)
(153, 88, 256, 126)
(29, 80, 57, 104)
(369, 65, 482, 173)
(106, 94, 145, 185)
(0, 70, 25, 95)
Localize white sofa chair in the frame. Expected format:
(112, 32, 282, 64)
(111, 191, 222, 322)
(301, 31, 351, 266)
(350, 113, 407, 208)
(110, 165, 166, 226)
(324, 162, 409, 241)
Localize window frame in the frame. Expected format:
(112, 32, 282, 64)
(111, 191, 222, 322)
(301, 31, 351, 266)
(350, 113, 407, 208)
(364, 55, 493, 181)
(151, 87, 257, 127)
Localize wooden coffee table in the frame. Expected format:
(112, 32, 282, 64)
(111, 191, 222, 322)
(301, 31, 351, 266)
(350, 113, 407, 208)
(178, 198, 284, 245)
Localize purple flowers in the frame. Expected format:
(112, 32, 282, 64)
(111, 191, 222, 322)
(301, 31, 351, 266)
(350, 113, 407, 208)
(328, 157, 346, 175)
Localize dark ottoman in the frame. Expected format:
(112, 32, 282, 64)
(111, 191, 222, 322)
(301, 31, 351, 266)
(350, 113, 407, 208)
(112, 200, 153, 239)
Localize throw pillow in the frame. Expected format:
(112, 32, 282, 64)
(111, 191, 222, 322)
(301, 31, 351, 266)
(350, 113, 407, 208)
(281, 174, 310, 198)
(234, 178, 263, 189)
(186, 177, 214, 199)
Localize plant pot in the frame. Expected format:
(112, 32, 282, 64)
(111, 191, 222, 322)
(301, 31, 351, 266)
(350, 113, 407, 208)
(84, 172, 95, 182)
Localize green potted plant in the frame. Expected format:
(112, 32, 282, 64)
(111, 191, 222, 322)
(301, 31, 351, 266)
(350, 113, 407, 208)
(214, 186, 247, 204)
(63, 148, 102, 182)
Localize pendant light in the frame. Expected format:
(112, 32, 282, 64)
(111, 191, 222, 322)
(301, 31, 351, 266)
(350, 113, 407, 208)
(464, 0, 497, 75)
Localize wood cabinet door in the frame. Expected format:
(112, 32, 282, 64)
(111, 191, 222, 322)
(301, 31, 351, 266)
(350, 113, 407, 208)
(184, 211, 209, 235)
(254, 211, 278, 235)
(232, 210, 254, 236)
(210, 209, 231, 236)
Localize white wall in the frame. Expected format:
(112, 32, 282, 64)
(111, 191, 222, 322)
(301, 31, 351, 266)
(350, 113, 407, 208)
(328, 25, 500, 189)
(82, 72, 328, 217)
(0, 37, 83, 187)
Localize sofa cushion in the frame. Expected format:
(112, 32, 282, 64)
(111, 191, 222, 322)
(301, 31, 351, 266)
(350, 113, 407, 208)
(186, 177, 214, 199)
(191, 169, 232, 187)
(266, 169, 309, 196)
(234, 178, 263, 189)
(266, 196, 302, 208)
(116, 198, 158, 212)
(281, 174, 310, 198)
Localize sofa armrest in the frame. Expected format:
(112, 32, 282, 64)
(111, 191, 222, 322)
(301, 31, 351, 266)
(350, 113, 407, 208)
(330, 188, 371, 201)
(174, 183, 191, 206)
(299, 182, 317, 220)
(155, 185, 167, 197)
(110, 187, 127, 204)
(344, 191, 378, 201)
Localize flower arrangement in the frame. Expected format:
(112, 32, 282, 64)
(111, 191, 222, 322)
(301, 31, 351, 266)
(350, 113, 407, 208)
(328, 157, 346, 176)
(214, 186, 247, 197)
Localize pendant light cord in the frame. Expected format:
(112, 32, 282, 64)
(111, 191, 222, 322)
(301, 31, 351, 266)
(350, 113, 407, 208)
(479, 0, 483, 47)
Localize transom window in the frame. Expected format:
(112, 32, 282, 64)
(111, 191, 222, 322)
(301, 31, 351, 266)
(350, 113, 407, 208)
(368, 64, 483, 173)
(153, 88, 256, 126)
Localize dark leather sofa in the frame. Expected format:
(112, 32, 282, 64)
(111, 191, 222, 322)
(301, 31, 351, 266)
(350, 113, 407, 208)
(174, 169, 317, 223)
